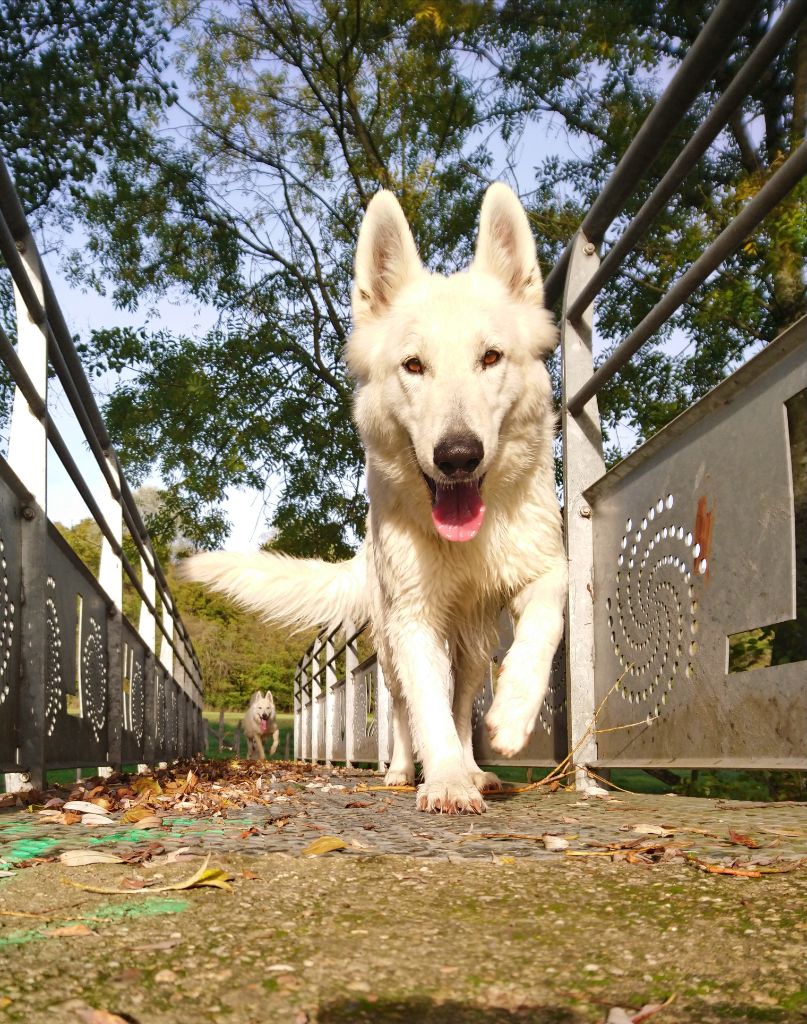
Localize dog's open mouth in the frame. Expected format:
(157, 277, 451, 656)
(423, 475, 486, 542)
(259, 717, 269, 734)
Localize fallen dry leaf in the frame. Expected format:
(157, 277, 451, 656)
(63, 801, 101, 814)
(121, 805, 157, 824)
(302, 835, 348, 856)
(59, 850, 125, 866)
(630, 824, 673, 838)
(80, 813, 116, 827)
(75, 1009, 130, 1024)
(727, 829, 761, 849)
(63, 854, 233, 894)
(49, 924, 96, 937)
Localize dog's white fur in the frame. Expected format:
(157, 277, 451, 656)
(183, 183, 567, 813)
(242, 690, 279, 761)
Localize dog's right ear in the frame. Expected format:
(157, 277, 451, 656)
(352, 191, 422, 323)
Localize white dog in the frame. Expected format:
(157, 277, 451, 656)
(242, 690, 279, 761)
(183, 183, 567, 813)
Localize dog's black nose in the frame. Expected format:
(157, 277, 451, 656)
(433, 435, 484, 476)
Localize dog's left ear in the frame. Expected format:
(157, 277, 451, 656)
(473, 183, 544, 306)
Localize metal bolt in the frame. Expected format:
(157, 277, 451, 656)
(583, 242, 596, 256)
(15, 240, 25, 254)
(21, 506, 35, 521)
(579, 505, 592, 519)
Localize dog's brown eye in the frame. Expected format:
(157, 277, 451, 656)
(403, 357, 424, 375)
(482, 349, 502, 367)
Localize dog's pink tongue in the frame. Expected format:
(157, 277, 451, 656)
(432, 482, 485, 542)
(259, 719, 268, 735)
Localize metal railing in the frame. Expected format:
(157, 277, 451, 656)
(295, 0, 807, 776)
(0, 154, 205, 790)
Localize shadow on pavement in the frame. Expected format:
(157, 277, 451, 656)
(317, 998, 583, 1023)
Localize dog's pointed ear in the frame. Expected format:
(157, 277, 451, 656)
(253, 690, 263, 702)
(473, 183, 543, 306)
(352, 191, 422, 322)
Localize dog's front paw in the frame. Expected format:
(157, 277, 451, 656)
(485, 700, 533, 758)
(384, 767, 415, 787)
(469, 769, 503, 792)
(416, 775, 486, 814)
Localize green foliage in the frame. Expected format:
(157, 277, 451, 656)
(75, 0, 503, 554)
(490, 0, 807, 452)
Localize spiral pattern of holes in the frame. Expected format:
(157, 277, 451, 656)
(130, 657, 145, 744)
(44, 577, 63, 737)
(0, 536, 15, 707)
(81, 617, 107, 741)
(155, 674, 166, 747)
(610, 495, 701, 716)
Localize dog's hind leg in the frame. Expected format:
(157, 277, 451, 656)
(387, 622, 485, 813)
(485, 558, 567, 757)
(452, 650, 502, 793)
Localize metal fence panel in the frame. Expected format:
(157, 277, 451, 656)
(471, 611, 568, 766)
(0, 466, 23, 771)
(44, 525, 111, 768)
(587, 317, 807, 767)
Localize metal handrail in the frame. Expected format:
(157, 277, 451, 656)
(543, 0, 760, 308)
(0, 155, 201, 684)
(565, 0, 807, 323)
(566, 138, 807, 415)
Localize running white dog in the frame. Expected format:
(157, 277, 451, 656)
(182, 183, 567, 813)
(242, 690, 279, 761)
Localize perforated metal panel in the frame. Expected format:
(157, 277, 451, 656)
(587, 318, 807, 767)
(472, 612, 568, 767)
(0, 466, 22, 771)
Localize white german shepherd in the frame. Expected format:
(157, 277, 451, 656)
(182, 183, 567, 813)
(242, 690, 279, 761)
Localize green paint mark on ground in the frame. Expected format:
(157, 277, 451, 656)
(87, 829, 166, 844)
(0, 824, 36, 836)
(0, 896, 190, 947)
(4, 838, 59, 862)
(91, 897, 191, 920)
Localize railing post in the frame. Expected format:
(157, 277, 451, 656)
(344, 620, 357, 768)
(300, 657, 310, 761)
(324, 632, 336, 765)
(311, 638, 322, 763)
(5, 233, 47, 793)
(293, 666, 301, 760)
(98, 453, 123, 777)
(138, 552, 157, 771)
(561, 230, 607, 788)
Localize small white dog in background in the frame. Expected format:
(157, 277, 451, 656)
(242, 690, 279, 761)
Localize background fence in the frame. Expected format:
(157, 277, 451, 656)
(294, 0, 807, 776)
(0, 154, 204, 791)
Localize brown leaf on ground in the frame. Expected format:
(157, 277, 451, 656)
(63, 854, 233, 894)
(689, 858, 761, 878)
(728, 829, 761, 849)
(345, 801, 372, 808)
(120, 805, 157, 824)
(75, 1009, 131, 1024)
(302, 835, 348, 856)
(50, 924, 96, 937)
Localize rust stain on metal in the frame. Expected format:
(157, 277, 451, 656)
(694, 495, 714, 579)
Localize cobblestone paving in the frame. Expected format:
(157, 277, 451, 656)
(2, 765, 807, 871)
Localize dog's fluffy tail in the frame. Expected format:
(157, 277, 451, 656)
(178, 547, 369, 633)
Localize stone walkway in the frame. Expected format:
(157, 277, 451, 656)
(1, 762, 807, 1024)
(2, 763, 807, 869)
